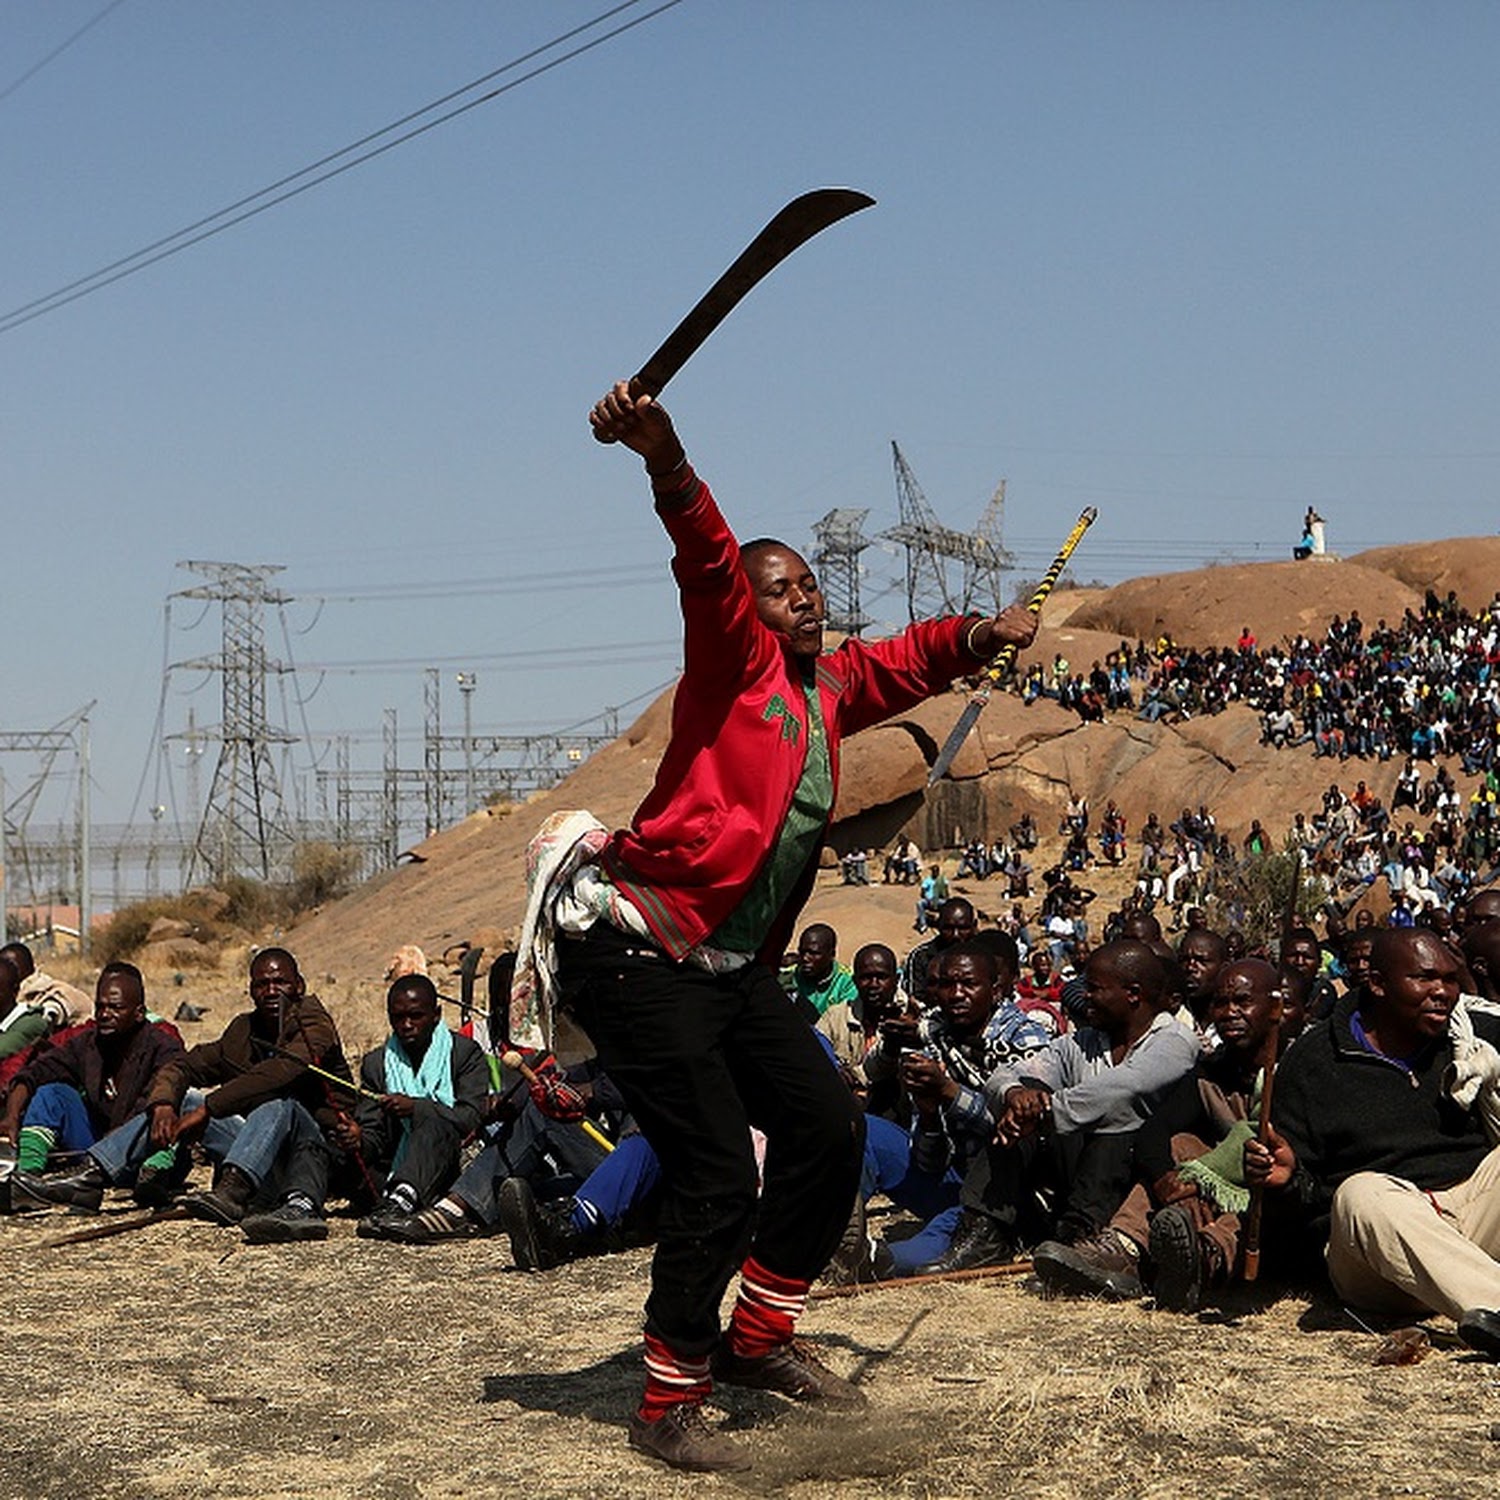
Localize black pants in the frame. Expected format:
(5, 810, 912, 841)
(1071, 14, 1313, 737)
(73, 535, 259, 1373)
(450, 1106, 610, 1226)
(360, 1105, 469, 1207)
(964, 1128, 1140, 1245)
(559, 923, 864, 1357)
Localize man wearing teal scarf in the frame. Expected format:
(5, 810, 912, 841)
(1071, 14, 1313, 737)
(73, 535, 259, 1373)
(352, 974, 489, 1239)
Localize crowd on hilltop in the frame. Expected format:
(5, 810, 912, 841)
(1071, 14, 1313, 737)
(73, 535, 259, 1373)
(1019, 586, 1500, 779)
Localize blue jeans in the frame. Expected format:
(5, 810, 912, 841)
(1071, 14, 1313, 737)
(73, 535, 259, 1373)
(861, 1114, 963, 1273)
(88, 1092, 316, 1189)
(24, 1083, 99, 1155)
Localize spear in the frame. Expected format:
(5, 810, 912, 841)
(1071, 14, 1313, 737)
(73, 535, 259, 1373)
(927, 508, 1098, 785)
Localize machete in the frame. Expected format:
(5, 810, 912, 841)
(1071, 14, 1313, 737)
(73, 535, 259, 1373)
(927, 507, 1098, 785)
(594, 186, 874, 435)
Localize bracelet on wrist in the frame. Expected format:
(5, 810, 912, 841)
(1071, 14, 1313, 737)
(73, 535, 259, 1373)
(646, 452, 689, 480)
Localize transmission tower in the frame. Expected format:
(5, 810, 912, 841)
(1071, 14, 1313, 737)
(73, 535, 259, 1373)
(810, 508, 872, 636)
(175, 562, 296, 885)
(881, 442, 1013, 622)
(971, 479, 1011, 613)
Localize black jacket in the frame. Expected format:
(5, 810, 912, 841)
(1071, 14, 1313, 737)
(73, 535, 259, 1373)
(1272, 993, 1499, 1233)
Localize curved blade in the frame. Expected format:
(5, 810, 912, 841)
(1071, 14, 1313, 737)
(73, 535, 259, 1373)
(632, 188, 875, 399)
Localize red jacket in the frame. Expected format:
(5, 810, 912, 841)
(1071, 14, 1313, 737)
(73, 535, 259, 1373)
(602, 473, 981, 962)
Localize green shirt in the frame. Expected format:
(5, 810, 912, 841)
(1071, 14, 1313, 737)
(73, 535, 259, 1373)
(711, 663, 833, 957)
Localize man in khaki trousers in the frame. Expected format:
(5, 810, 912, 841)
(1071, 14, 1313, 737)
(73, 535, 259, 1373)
(1247, 927, 1500, 1355)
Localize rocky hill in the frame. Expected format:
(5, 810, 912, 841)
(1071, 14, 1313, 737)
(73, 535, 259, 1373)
(287, 535, 1497, 992)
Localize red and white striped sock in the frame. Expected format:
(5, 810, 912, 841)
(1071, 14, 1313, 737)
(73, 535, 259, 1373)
(638, 1331, 712, 1423)
(727, 1255, 810, 1360)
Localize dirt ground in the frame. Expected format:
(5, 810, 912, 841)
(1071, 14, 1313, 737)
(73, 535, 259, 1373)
(4, 1187, 1498, 1500)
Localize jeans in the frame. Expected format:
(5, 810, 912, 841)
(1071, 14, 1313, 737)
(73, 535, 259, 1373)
(89, 1088, 244, 1184)
(451, 1106, 610, 1226)
(23, 1083, 98, 1155)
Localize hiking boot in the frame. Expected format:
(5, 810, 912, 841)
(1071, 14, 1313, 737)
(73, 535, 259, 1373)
(180, 1164, 257, 1226)
(243, 1198, 329, 1244)
(712, 1338, 868, 1409)
(11, 1163, 108, 1212)
(823, 1195, 872, 1285)
(499, 1177, 587, 1270)
(1457, 1308, 1500, 1361)
(914, 1208, 1016, 1275)
(383, 1202, 479, 1244)
(1034, 1230, 1144, 1300)
(822, 1206, 897, 1284)
(627, 1404, 752, 1474)
(1149, 1202, 1219, 1312)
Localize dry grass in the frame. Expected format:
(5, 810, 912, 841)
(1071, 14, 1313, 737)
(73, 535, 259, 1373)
(4, 1197, 1498, 1500)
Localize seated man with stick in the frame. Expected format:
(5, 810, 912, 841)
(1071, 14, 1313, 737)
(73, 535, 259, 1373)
(304, 972, 486, 1242)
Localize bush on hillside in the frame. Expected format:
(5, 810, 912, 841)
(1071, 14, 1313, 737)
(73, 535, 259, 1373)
(97, 844, 365, 964)
(1207, 847, 1329, 947)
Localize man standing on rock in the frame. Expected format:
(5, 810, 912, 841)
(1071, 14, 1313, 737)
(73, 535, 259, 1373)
(554, 382, 1038, 1473)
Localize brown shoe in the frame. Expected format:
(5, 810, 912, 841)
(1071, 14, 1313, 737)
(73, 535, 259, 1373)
(180, 1164, 257, 1226)
(1034, 1230, 1144, 1300)
(713, 1338, 868, 1409)
(627, 1404, 752, 1473)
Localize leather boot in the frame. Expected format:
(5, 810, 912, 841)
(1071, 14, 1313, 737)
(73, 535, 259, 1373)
(181, 1164, 257, 1226)
(915, 1208, 1017, 1275)
(12, 1162, 108, 1212)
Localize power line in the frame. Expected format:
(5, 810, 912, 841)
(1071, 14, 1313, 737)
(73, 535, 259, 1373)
(300, 560, 666, 603)
(297, 639, 680, 674)
(0, 0, 129, 106)
(0, 0, 687, 336)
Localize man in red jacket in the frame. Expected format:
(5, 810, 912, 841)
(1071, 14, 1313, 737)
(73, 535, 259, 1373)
(563, 383, 1038, 1473)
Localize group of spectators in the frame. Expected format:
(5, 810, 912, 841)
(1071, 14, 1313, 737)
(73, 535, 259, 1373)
(788, 874, 1500, 1361)
(1026, 590, 1500, 785)
(6, 835, 1500, 1394)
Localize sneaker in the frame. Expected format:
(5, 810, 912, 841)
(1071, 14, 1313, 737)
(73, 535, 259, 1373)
(243, 1199, 329, 1244)
(11, 1163, 108, 1212)
(357, 1197, 415, 1240)
(713, 1338, 867, 1409)
(1034, 1230, 1144, 1300)
(1149, 1203, 1206, 1312)
(913, 1208, 1017, 1275)
(382, 1202, 479, 1244)
(627, 1404, 752, 1474)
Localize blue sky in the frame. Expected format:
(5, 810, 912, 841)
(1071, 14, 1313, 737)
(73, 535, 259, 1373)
(4, 1, 1498, 830)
